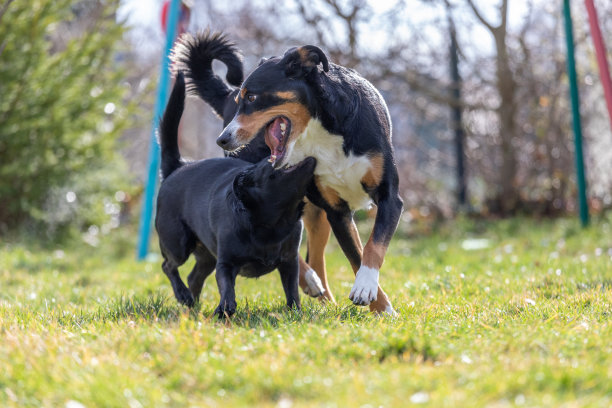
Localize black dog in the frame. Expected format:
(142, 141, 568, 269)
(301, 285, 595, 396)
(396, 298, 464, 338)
(176, 32, 403, 314)
(155, 73, 317, 317)
(172, 30, 328, 301)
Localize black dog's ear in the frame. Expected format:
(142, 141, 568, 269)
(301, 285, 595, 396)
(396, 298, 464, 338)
(233, 171, 256, 207)
(281, 45, 329, 79)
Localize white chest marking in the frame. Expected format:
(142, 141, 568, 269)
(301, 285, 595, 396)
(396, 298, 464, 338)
(285, 119, 373, 210)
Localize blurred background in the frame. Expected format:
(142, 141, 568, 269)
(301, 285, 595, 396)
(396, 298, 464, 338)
(1, 0, 611, 242)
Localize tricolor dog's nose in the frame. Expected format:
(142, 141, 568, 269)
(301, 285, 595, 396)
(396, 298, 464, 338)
(217, 130, 232, 148)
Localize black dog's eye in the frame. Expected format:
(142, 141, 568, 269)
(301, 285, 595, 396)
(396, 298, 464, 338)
(247, 94, 257, 103)
(269, 173, 275, 180)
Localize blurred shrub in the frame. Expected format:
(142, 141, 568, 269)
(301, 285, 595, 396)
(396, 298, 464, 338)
(0, 0, 137, 236)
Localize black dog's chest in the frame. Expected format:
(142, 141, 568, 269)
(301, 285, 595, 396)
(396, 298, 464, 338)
(233, 237, 291, 278)
(239, 262, 276, 278)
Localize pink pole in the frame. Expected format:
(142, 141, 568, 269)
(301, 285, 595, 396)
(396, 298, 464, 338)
(585, 0, 612, 133)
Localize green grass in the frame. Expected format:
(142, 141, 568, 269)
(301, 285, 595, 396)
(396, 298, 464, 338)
(1, 216, 612, 407)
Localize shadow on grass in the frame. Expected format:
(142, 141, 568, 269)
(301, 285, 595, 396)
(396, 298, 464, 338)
(92, 293, 396, 327)
(196, 299, 384, 328)
(21, 293, 399, 331)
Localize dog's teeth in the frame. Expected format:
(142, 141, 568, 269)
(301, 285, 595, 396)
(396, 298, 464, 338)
(269, 155, 277, 163)
(281, 130, 285, 136)
(280, 123, 286, 131)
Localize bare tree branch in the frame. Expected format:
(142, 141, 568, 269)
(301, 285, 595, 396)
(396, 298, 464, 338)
(465, 0, 496, 32)
(319, 0, 367, 65)
(500, 0, 508, 32)
(295, 0, 328, 47)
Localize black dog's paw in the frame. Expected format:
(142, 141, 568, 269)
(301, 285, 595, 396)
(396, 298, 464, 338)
(214, 301, 236, 319)
(175, 287, 196, 307)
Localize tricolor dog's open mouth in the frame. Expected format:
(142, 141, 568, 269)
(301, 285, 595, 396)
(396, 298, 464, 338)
(264, 116, 292, 169)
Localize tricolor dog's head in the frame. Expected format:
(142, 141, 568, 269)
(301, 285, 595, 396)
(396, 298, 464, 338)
(217, 45, 329, 169)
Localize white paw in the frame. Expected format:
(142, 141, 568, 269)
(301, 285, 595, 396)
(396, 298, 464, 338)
(349, 266, 379, 305)
(302, 268, 325, 298)
(384, 305, 398, 317)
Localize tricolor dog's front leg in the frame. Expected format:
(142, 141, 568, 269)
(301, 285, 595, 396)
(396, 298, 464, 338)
(317, 208, 383, 313)
(349, 157, 403, 314)
(325, 210, 396, 314)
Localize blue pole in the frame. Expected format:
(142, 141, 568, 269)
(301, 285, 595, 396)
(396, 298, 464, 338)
(137, 0, 182, 260)
(563, 0, 589, 227)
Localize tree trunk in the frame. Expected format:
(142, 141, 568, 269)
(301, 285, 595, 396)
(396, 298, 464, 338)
(495, 32, 520, 214)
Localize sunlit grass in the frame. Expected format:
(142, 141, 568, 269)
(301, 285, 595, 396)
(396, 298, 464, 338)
(1, 216, 611, 407)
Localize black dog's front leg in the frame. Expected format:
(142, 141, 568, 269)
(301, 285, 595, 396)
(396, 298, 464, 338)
(278, 256, 301, 310)
(214, 262, 238, 318)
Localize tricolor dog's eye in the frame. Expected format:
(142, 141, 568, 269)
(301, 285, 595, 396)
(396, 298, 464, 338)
(247, 94, 257, 103)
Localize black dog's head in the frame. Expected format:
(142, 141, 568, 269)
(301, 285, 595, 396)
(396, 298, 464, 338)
(217, 46, 329, 169)
(233, 156, 317, 231)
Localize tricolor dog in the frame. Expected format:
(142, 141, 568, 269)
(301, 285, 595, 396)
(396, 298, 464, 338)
(174, 32, 402, 314)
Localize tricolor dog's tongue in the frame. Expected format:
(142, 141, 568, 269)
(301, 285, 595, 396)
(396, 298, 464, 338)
(265, 117, 290, 165)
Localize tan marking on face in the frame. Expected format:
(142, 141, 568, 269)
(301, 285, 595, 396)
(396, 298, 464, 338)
(360, 153, 385, 190)
(234, 102, 312, 146)
(240, 87, 247, 99)
(235, 128, 252, 144)
(362, 238, 387, 270)
(275, 91, 298, 100)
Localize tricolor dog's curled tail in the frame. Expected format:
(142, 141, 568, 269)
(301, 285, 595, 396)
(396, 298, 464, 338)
(160, 72, 186, 180)
(171, 30, 243, 118)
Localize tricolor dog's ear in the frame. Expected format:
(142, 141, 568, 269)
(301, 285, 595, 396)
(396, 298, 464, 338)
(282, 45, 329, 79)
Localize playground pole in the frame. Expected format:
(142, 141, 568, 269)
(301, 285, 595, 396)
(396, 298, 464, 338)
(563, 0, 589, 227)
(584, 0, 612, 134)
(137, 0, 181, 260)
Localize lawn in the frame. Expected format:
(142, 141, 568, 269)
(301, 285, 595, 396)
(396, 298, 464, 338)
(1, 215, 611, 407)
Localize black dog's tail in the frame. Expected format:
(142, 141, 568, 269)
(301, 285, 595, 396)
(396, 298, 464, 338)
(171, 30, 243, 117)
(160, 72, 185, 180)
